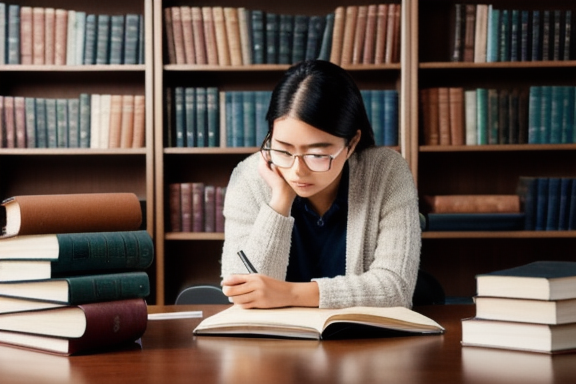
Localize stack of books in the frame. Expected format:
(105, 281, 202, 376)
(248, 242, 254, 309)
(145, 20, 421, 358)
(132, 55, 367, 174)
(461, 261, 576, 353)
(0, 192, 152, 355)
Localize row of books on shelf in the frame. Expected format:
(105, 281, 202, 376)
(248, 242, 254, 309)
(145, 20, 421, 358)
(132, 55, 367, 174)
(0, 192, 151, 355)
(164, 4, 400, 66)
(168, 183, 226, 233)
(167, 87, 399, 148)
(461, 261, 576, 354)
(422, 176, 576, 231)
(452, 4, 573, 62)
(0, 3, 144, 65)
(420, 86, 576, 146)
(0, 94, 145, 149)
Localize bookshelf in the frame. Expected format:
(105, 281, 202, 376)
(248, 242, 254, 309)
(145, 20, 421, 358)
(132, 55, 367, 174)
(415, 0, 576, 299)
(0, 0, 155, 296)
(153, 0, 407, 304)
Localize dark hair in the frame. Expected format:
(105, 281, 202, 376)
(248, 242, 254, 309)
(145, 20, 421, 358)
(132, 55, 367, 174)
(265, 60, 375, 152)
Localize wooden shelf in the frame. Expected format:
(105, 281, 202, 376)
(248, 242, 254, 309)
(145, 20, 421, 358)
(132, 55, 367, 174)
(0, 64, 147, 72)
(420, 61, 576, 69)
(423, 231, 576, 239)
(419, 144, 576, 152)
(166, 232, 225, 241)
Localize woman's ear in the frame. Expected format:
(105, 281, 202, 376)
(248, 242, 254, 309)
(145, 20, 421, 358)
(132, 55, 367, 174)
(347, 130, 362, 157)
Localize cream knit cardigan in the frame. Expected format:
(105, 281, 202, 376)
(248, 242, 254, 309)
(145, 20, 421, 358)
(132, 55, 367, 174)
(221, 146, 421, 308)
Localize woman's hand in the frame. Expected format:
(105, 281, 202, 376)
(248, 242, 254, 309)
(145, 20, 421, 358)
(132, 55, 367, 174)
(222, 274, 319, 308)
(258, 155, 296, 216)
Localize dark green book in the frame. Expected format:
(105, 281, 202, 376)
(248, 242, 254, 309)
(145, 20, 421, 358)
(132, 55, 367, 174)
(67, 98, 80, 148)
(291, 15, 309, 63)
(539, 86, 552, 143)
(561, 86, 575, 143)
(251, 10, 265, 64)
(195, 87, 207, 147)
(509, 10, 520, 61)
(174, 87, 185, 147)
(184, 87, 196, 147)
(242, 91, 255, 147)
(35, 98, 48, 148)
(528, 86, 542, 143)
(278, 14, 294, 64)
(0, 271, 150, 304)
(476, 88, 489, 144)
(206, 87, 219, 147)
(499, 10, 510, 62)
(531, 10, 541, 61)
(83, 14, 97, 64)
(265, 12, 279, 64)
(549, 86, 564, 144)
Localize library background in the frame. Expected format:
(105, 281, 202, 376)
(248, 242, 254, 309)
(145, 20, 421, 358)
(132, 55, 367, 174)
(0, 0, 574, 305)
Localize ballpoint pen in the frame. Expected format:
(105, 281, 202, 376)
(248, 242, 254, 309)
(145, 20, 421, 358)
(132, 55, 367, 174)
(237, 250, 258, 273)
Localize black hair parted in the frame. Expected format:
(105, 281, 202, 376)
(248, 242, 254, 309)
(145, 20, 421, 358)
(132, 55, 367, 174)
(265, 60, 375, 152)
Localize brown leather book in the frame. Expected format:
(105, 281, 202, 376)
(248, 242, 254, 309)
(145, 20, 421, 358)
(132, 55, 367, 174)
(391, 4, 401, 63)
(463, 4, 476, 62)
(1, 193, 143, 238)
(202, 7, 219, 65)
(108, 95, 123, 148)
(362, 4, 378, 64)
(168, 183, 182, 232)
(180, 183, 192, 232)
(44, 8, 56, 65)
(164, 7, 177, 64)
(374, 3, 388, 64)
(191, 7, 207, 65)
(0, 298, 148, 356)
(20, 7, 33, 64)
(212, 7, 231, 66)
(170, 7, 186, 64)
(132, 95, 145, 148)
(32, 7, 45, 65)
(449, 87, 464, 145)
(384, 3, 397, 63)
(437, 87, 451, 145)
(180, 6, 196, 65)
(54, 9, 68, 65)
(329, 6, 346, 65)
(420, 88, 440, 145)
(423, 195, 521, 213)
(340, 5, 358, 65)
(352, 5, 368, 64)
(224, 7, 242, 66)
(120, 95, 135, 148)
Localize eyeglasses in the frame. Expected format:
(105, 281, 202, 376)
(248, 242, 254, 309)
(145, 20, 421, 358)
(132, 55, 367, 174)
(260, 146, 347, 172)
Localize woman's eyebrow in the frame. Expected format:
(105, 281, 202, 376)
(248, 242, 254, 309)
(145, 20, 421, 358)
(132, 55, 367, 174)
(273, 138, 334, 149)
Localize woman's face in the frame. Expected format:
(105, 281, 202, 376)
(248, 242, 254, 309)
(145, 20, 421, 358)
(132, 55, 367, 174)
(270, 117, 359, 200)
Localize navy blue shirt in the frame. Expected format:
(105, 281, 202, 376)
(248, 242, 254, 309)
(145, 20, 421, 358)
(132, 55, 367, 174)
(286, 164, 349, 282)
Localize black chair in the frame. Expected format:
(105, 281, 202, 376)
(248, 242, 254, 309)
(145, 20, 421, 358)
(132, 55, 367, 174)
(175, 285, 230, 305)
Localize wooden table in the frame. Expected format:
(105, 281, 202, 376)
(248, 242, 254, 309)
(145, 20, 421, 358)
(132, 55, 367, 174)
(1, 304, 574, 384)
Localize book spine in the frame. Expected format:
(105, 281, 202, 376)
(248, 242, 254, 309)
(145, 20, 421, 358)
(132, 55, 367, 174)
(207, 87, 219, 147)
(67, 272, 150, 304)
(68, 98, 80, 148)
(169, 183, 182, 232)
(196, 87, 207, 147)
(265, 12, 279, 64)
(192, 183, 205, 232)
(7, 5, 20, 64)
(24, 97, 36, 148)
(109, 15, 125, 65)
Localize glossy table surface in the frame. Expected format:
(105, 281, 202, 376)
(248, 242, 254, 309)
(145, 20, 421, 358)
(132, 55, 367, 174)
(1, 304, 574, 384)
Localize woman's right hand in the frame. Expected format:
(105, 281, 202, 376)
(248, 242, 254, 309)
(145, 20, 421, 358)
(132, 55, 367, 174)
(258, 155, 296, 216)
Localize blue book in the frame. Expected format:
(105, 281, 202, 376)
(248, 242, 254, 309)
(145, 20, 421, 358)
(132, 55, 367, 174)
(195, 87, 207, 147)
(558, 178, 573, 230)
(56, 99, 69, 148)
(230, 92, 244, 147)
(242, 91, 255, 147)
(96, 15, 111, 64)
(67, 98, 80, 148)
(124, 14, 141, 65)
(206, 87, 219, 147)
(486, 7, 500, 62)
(539, 86, 552, 143)
(24, 98, 36, 148)
(516, 176, 538, 230)
(318, 13, 334, 61)
(7, 4, 20, 64)
(383, 90, 399, 146)
(250, 10, 265, 65)
(174, 87, 185, 147)
(360, 90, 371, 126)
(545, 178, 561, 230)
(292, 15, 309, 63)
(549, 86, 564, 144)
(265, 13, 279, 64)
(476, 88, 489, 144)
(531, 11, 541, 61)
(84, 14, 97, 64)
(528, 86, 542, 143)
(278, 14, 294, 64)
(519, 10, 530, 61)
(370, 90, 384, 146)
(78, 93, 91, 148)
(560, 86, 575, 143)
(109, 15, 125, 65)
(255, 91, 270, 146)
(35, 98, 48, 148)
(534, 178, 549, 231)
(569, 179, 576, 230)
(184, 87, 196, 147)
(305, 15, 325, 60)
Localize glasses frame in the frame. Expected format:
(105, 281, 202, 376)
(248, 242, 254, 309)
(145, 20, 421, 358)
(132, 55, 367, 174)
(260, 145, 347, 172)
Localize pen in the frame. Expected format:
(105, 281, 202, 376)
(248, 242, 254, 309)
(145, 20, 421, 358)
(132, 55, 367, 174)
(237, 250, 258, 273)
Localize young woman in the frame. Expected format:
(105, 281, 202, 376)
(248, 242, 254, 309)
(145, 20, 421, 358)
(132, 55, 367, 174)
(220, 60, 421, 309)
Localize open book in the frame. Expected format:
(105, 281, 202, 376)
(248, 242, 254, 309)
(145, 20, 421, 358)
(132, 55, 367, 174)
(193, 305, 444, 340)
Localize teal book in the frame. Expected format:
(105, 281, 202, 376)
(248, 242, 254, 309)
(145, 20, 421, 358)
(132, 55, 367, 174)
(230, 91, 244, 147)
(265, 12, 279, 64)
(383, 90, 399, 146)
(242, 91, 255, 147)
(561, 86, 575, 143)
(562, 11, 572, 61)
(557, 178, 573, 230)
(67, 98, 80, 148)
(184, 87, 196, 147)
(305, 15, 325, 60)
(541, 11, 551, 60)
(531, 10, 541, 61)
(549, 86, 564, 144)
(318, 12, 334, 61)
(109, 15, 125, 65)
(476, 88, 488, 144)
(519, 10, 529, 61)
(78, 93, 91, 148)
(528, 86, 542, 143)
(487, 89, 499, 144)
(539, 86, 552, 144)
(206, 87, 219, 147)
(83, 14, 97, 64)
(516, 176, 538, 230)
(56, 99, 69, 148)
(534, 177, 549, 231)
(278, 14, 294, 64)
(486, 7, 500, 62)
(24, 98, 36, 148)
(35, 98, 48, 148)
(509, 10, 520, 61)
(124, 14, 141, 65)
(174, 87, 185, 147)
(255, 91, 271, 145)
(499, 10, 510, 62)
(138, 14, 144, 64)
(45, 99, 58, 148)
(196, 87, 207, 147)
(370, 90, 383, 146)
(292, 15, 309, 63)
(251, 10, 265, 64)
(75, 11, 86, 65)
(96, 14, 111, 64)
(6, 4, 19, 64)
(545, 177, 561, 230)
(225, 92, 234, 146)
(0, 271, 150, 304)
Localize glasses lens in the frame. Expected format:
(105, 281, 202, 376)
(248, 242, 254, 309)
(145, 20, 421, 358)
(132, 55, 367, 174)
(269, 150, 293, 168)
(302, 155, 331, 172)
